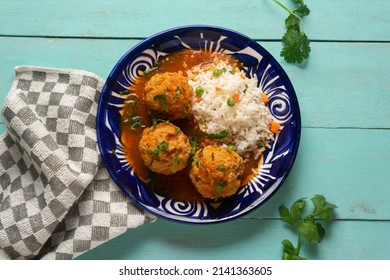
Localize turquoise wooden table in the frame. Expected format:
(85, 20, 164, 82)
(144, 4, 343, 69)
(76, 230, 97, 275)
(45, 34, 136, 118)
(0, 0, 389, 260)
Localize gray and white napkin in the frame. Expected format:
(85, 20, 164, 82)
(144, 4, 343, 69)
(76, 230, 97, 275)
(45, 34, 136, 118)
(0, 66, 156, 260)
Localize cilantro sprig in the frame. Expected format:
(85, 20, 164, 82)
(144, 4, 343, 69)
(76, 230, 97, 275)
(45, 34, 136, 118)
(279, 195, 337, 260)
(273, 0, 311, 64)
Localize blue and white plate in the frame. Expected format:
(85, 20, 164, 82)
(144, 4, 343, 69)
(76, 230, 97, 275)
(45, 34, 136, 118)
(97, 25, 301, 224)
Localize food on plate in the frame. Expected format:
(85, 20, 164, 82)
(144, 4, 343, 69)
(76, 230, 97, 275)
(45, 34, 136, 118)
(143, 71, 193, 120)
(138, 122, 191, 175)
(120, 49, 280, 202)
(188, 59, 274, 159)
(189, 145, 244, 201)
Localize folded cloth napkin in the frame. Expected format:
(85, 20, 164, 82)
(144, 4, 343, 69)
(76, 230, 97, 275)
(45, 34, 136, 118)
(0, 66, 156, 260)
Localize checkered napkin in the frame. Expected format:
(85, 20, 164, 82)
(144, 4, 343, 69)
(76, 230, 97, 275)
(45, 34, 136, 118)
(0, 66, 156, 260)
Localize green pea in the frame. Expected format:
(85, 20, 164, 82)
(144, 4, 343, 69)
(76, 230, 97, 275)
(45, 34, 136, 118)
(227, 97, 236, 106)
(212, 68, 225, 77)
(195, 86, 204, 96)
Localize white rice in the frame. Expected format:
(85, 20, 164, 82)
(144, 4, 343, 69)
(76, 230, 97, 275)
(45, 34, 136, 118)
(187, 59, 274, 159)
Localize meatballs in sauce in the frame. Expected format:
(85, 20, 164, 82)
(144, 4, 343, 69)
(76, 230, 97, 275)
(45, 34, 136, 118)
(189, 146, 244, 201)
(120, 49, 266, 203)
(144, 71, 193, 121)
(139, 122, 191, 175)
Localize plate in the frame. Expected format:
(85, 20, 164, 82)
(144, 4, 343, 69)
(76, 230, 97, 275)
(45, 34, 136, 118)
(97, 25, 301, 224)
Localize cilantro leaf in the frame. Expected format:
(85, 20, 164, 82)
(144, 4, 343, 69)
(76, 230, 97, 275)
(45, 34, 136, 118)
(282, 239, 297, 259)
(282, 239, 296, 255)
(285, 14, 299, 31)
(315, 221, 326, 241)
(289, 198, 306, 223)
(295, 4, 310, 17)
(279, 198, 306, 226)
(279, 205, 295, 226)
(291, 0, 310, 16)
(282, 239, 306, 260)
(299, 218, 322, 243)
(311, 194, 338, 224)
(281, 29, 311, 64)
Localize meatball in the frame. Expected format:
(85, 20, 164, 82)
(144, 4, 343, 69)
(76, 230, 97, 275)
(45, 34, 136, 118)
(143, 71, 193, 120)
(189, 145, 244, 201)
(139, 122, 191, 175)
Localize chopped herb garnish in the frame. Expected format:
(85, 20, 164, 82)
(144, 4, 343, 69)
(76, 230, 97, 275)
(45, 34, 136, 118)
(243, 84, 249, 94)
(144, 66, 159, 74)
(147, 141, 169, 165)
(217, 165, 225, 171)
(172, 153, 180, 167)
(152, 118, 170, 129)
(227, 144, 237, 152)
(122, 93, 141, 130)
(175, 86, 181, 98)
(184, 104, 190, 115)
(123, 115, 143, 131)
(153, 93, 168, 112)
(189, 137, 200, 158)
(215, 181, 227, 201)
(119, 89, 132, 95)
(148, 141, 169, 157)
(193, 157, 199, 166)
(152, 118, 158, 128)
(206, 130, 228, 139)
(158, 141, 169, 151)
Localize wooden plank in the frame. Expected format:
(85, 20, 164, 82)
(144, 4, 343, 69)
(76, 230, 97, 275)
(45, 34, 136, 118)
(76, 218, 390, 260)
(0, 37, 389, 129)
(0, 0, 389, 41)
(1, 122, 388, 221)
